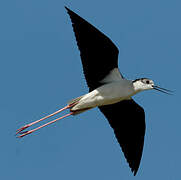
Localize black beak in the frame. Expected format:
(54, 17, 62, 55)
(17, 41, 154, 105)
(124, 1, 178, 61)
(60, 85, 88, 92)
(153, 85, 173, 95)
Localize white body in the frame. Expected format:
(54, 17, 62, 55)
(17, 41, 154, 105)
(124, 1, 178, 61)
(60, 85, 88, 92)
(70, 68, 155, 113)
(71, 79, 136, 112)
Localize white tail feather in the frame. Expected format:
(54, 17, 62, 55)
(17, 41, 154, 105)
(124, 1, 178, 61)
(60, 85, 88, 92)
(68, 95, 84, 105)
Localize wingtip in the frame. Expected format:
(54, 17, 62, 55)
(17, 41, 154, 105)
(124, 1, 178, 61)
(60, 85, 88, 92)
(65, 6, 71, 13)
(133, 170, 137, 176)
(131, 166, 139, 176)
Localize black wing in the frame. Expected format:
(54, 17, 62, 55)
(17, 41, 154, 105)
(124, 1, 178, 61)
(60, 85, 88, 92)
(99, 99, 145, 175)
(65, 7, 119, 91)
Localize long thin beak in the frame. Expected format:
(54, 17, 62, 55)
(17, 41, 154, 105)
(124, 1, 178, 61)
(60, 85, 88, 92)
(153, 85, 173, 95)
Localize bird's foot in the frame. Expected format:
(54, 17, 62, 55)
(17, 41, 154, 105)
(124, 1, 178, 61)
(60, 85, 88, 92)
(16, 125, 30, 135)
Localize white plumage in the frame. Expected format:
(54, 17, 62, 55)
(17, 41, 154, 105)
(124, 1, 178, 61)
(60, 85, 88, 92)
(16, 7, 171, 176)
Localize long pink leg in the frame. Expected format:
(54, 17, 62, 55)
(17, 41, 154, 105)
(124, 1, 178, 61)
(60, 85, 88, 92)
(16, 104, 73, 135)
(17, 112, 74, 138)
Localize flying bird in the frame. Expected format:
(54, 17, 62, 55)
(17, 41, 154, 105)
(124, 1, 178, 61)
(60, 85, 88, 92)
(16, 7, 172, 175)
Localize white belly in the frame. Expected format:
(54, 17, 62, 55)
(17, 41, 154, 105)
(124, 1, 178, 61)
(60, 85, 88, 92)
(71, 80, 135, 111)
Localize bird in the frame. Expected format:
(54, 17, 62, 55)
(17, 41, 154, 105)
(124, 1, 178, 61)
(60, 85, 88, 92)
(16, 7, 172, 175)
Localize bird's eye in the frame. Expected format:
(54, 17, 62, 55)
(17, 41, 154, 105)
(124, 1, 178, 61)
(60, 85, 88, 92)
(146, 80, 149, 84)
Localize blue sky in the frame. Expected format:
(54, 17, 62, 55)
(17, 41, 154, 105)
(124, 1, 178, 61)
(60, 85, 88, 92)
(0, 0, 180, 179)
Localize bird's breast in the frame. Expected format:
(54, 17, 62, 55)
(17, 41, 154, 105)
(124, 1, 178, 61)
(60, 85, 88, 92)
(96, 80, 135, 105)
(71, 80, 135, 111)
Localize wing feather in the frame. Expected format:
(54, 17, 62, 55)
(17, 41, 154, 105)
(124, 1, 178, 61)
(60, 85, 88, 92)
(65, 7, 119, 90)
(99, 99, 145, 175)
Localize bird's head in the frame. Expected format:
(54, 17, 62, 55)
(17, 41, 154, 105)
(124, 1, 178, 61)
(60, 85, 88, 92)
(133, 78, 172, 94)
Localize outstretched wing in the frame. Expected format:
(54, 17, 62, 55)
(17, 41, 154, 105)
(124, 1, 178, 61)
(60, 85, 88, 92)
(99, 99, 146, 175)
(65, 7, 120, 90)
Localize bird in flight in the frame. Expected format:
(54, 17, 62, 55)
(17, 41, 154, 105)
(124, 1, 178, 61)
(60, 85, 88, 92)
(16, 7, 172, 175)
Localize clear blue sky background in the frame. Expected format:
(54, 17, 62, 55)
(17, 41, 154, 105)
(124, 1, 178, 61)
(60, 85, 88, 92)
(0, 0, 180, 179)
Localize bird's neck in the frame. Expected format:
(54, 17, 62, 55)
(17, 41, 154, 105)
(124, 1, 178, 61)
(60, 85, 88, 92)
(132, 81, 143, 93)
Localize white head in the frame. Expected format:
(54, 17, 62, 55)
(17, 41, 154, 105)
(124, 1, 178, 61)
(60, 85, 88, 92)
(133, 78, 154, 92)
(133, 78, 172, 94)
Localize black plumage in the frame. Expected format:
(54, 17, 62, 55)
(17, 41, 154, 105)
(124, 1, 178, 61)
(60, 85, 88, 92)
(65, 7, 119, 91)
(99, 100, 145, 175)
(66, 7, 146, 175)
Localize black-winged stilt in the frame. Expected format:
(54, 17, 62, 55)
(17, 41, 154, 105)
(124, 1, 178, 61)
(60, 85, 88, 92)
(16, 7, 172, 175)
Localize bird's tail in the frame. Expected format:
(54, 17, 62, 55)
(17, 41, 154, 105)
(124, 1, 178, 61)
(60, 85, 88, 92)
(68, 95, 92, 115)
(67, 95, 84, 106)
